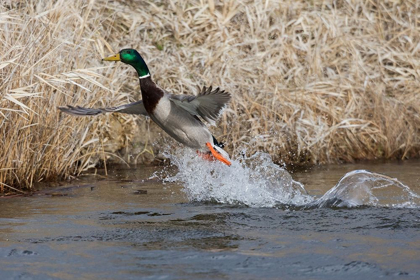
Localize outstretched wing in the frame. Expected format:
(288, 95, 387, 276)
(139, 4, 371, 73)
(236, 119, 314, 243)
(58, 100, 148, 116)
(168, 86, 231, 125)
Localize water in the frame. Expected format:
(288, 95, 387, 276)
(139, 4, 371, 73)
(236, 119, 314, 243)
(1, 151, 420, 279)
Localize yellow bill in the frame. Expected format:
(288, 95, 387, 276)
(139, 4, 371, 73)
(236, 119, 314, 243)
(102, 53, 120, 61)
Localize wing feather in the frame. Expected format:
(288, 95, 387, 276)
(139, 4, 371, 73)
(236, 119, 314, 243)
(168, 86, 231, 124)
(58, 100, 148, 116)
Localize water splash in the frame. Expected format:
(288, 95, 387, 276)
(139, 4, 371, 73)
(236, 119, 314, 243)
(158, 149, 420, 209)
(162, 149, 313, 208)
(310, 170, 420, 208)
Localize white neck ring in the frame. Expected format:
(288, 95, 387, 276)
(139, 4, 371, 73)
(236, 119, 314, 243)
(139, 73, 150, 79)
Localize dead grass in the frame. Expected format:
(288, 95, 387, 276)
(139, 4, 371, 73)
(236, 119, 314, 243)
(1, 0, 420, 191)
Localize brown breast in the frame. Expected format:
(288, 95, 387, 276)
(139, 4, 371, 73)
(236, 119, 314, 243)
(139, 76, 164, 114)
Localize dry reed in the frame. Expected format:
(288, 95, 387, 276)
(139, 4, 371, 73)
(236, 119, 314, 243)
(1, 0, 420, 191)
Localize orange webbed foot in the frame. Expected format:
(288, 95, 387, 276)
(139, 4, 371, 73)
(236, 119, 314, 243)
(205, 142, 231, 166)
(197, 150, 215, 162)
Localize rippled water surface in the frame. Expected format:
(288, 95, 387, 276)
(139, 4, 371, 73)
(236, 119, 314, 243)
(1, 153, 420, 279)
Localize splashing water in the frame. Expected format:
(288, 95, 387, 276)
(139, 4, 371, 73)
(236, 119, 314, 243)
(162, 149, 313, 208)
(311, 170, 420, 208)
(158, 149, 420, 209)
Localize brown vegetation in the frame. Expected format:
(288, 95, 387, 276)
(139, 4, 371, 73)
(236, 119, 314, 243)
(1, 0, 420, 191)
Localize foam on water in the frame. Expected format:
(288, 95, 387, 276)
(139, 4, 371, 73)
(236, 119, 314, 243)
(159, 148, 420, 209)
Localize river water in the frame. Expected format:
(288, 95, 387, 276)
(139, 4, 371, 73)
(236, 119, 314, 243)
(1, 150, 420, 279)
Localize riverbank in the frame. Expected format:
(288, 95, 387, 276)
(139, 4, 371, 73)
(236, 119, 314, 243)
(1, 0, 419, 191)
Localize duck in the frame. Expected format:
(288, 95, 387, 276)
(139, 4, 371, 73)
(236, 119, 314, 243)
(59, 49, 232, 166)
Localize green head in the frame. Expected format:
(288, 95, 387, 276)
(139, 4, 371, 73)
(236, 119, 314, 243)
(103, 49, 150, 78)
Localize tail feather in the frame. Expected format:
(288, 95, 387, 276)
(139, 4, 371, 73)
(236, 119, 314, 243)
(212, 135, 225, 148)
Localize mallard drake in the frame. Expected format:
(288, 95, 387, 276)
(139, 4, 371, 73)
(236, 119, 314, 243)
(59, 49, 231, 166)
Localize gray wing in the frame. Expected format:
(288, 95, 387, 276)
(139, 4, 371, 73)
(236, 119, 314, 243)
(58, 100, 148, 116)
(168, 86, 231, 124)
